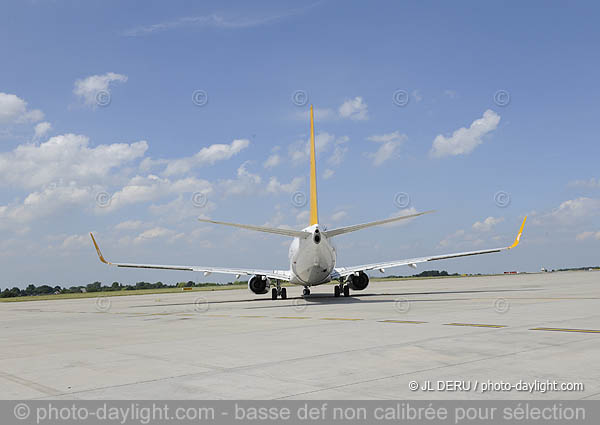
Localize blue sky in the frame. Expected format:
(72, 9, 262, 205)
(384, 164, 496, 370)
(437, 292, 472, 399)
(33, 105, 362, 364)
(1, 0, 600, 288)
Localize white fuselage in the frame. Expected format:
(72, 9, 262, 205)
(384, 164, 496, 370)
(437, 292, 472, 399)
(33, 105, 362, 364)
(288, 224, 336, 286)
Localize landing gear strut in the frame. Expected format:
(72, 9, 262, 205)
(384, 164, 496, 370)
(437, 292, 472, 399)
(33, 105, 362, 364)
(334, 281, 350, 297)
(303, 287, 311, 297)
(271, 281, 287, 300)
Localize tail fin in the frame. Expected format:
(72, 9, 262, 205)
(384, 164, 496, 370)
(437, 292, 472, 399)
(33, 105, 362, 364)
(309, 105, 319, 225)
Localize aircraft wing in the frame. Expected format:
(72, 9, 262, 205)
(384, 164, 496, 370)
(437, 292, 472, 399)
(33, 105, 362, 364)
(331, 217, 527, 280)
(90, 234, 291, 281)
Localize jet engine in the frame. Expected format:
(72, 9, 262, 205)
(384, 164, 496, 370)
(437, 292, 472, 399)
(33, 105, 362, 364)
(248, 275, 270, 294)
(347, 271, 369, 291)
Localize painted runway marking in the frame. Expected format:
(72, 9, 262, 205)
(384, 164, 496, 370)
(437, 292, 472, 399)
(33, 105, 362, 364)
(276, 316, 311, 319)
(320, 317, 363, 321)
(530, 327, 600, 334)
(445, 323, 507, 328)
(116, 310, 600, 336)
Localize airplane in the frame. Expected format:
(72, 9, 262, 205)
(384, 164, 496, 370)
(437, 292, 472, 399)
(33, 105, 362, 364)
(90, 105, 527, 300)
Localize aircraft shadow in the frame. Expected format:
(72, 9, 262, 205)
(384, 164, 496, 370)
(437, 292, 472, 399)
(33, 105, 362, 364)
(131, 287, 539, 309)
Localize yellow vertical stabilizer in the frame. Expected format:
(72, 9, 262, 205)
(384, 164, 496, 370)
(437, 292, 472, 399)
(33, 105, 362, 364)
(309, 105, 319, 225)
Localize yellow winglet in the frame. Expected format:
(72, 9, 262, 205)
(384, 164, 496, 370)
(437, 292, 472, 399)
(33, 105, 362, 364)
(90, 233, 110, 264)
(508, 216, 527, 249)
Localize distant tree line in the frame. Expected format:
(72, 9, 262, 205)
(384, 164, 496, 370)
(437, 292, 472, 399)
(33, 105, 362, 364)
(0, 280, 245, 298)
(554, 266, 599, 272)
(385, 270, 460, 279)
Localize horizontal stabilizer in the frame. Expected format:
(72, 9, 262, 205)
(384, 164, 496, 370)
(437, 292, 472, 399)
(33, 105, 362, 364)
(198, 218, 310, 238)
(323, 210, 434, 238)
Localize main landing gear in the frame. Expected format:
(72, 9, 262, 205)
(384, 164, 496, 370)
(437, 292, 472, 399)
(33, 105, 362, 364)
(271, 281, 287, 300)
(334, 282, 350, 297)
(302, 287, 311, 297)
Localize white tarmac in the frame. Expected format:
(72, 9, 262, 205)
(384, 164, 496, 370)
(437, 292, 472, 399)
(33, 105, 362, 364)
(1, 271, 599, 400)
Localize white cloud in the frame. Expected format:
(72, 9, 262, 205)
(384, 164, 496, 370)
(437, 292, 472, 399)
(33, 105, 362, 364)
(0, 172, 211, 225)
(576, 231, 600, 241)
(219, 162, 262, 196)
(293, 108, 336, 121)
(0, 182, 97, 225)
(105, 175, 212, 212)
(133, 227, 176, 244)
(383, 207, 419, 227)
(289, 132, 336, 164)
(312, 132, 336, 154)
(444, 89, 458, 99)
(438, 228, 486, 249)
(73, 72, 128, 107)
(366, 131, 406, 166)
(34, 121, 52, 139)
(122, 8, 307, 37)
(472, 216, 504, 232)
(61, 234, 90, 250)
(293, 97, 368, 122)
(288, 133, 349, 176)
(0, 133, 232, 226)
(327, 145, 347, 167)
(383, 207, 421, 228)
(261, 209, 293, 230)
(114, 220, 146, 231)
(530, 197, 600, 230)
(549, 197, 600, 223)
(323, 169, 335, 179)
(0, 92, 44, 124)
(266, 176, 303, 194)
(326, 136, 349, 169)
(569, 178, 600, 188)
(296, 210, 309, 223)
(148, 195, 215, 222)
(338, 97, 368, 121)
(331, 211, 347, 222)
(315, 108, 337, 120)
(0, 133, 148, 189)
(430, 109, 500, 158)
(153, 139, 250, 176)
(263, 153, 281, 168)
(438, 229, 466, 248)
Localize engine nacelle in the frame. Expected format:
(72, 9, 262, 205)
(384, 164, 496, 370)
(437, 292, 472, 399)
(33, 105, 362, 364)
(347, 271, 369, 291)
(248, 275, 270, 294)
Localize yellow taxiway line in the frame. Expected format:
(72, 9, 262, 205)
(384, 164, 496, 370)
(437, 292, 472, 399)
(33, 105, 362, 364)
(445, 323, 507, 328)
(530, 327, 600, 334)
